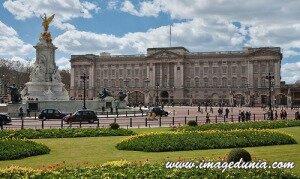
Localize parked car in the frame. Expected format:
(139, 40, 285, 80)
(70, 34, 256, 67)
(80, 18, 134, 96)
(63, 109, 98, 123)
(38, 109, 67, 119)
(0, 113, 12, 124)
(149, 107, 169, 117)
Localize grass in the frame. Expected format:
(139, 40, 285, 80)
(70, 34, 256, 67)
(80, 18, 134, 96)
(0, 127, 299, 174)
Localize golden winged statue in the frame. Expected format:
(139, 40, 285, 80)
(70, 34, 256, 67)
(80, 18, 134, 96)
(41, 14, 55, 32)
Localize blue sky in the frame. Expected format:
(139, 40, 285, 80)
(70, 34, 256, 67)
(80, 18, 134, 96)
(0, 0, 300, 84)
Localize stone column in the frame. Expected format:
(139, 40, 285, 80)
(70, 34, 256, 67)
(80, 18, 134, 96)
(174, 64, 177, 87)
(166, 63, 169, 87)
(248, 60, 253, 87)
(274, 61, 280, 87)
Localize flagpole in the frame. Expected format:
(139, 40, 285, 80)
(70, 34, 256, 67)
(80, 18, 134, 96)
(169, 25, 172, 47)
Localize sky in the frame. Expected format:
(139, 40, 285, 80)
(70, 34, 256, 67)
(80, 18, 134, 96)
(0, 0, 300, 84)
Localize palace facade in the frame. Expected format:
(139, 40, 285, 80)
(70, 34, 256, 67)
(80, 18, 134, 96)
(70, 46, 286, 106)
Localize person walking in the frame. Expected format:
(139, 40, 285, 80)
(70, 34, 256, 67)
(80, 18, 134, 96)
(225, 107, 230, 118)
(274, 110, 278, 120)
(206, 113, 210, 123)
(26, 108, 31, 117)
(68, 113, 73, 128)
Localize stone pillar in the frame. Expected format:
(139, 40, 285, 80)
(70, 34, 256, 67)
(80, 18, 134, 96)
(166, 63, 169, 87)
(248, 60, 253, 87)
(174, 64, 178, 87)
(152, 63, 155, 86)
(160, 63, 163, 86)
(180, 63, 184, 87)
(274, 61, 280, 87)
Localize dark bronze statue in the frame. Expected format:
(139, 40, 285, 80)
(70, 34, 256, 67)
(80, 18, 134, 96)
(118, 90, 127, 101)
(99, 88, 112, 99)
(8, 84, 20, 103)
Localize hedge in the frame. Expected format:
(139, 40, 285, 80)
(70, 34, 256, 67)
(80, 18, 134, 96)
(172, 120, 300, 132)
(116, 129, 296, 152)
(0, 161, 298, 178)
(0, 128, 135, 139)
(0, 138, 50, 160)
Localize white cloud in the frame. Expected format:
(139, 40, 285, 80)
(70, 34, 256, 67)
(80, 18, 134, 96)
(119, 0, 300, 62)
(0, 21, 34, 57)
(3, 0, 100, 30)
(120, 0, 161, 17)
(53, 18, 245, 56)
(281, 62, 300, 84)
(107, 0, 118, 10)
(56, 57, 70, 69)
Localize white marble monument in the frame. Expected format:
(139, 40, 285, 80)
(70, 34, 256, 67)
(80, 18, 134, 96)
(21, 14, 69, 101)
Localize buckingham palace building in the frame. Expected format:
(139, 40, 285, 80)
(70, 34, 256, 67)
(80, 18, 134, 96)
(70, 46, 288, 107)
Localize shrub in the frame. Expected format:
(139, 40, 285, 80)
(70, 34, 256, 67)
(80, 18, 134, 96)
(227, 148, 252, 162)
(110, 123, 120, 130)
(0, 161, 299, 178)
(116, 129, 296, 152)
(0, 128, 135, 139)
(0, 138, 50, 160)
(187, 120, 198, 126)
(173, 120, 300, 132)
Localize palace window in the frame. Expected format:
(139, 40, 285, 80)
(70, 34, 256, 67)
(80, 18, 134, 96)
(135, 79, 139, 87)
(232, 66, 237, 75)
(204, 67, 209, 75)
(119, 69, 123, 76)
(204, 78, 209, 87)
(111, 69, 115, 78)
(195, 67, 200, 76)
(261, 77, 266, 87)
(135, 69, 139, 76)
(232, 77, 237, 87)
(213, 77, 218, 87)
(241, 77, 247, 87)
(195, 78, 200, 87)
(213, 67, 218, 75)
(111, 80, 115, 87)
(222, 78, 227, 87)
(127, 69, 131, 77)
(242, 66, 247, 75)
(222, 66, 227, 74)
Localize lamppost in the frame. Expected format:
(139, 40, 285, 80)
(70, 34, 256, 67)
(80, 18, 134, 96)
(80, 73, 89, 109)
(266, 73, 274, 118)
(155, 82, 159, 106)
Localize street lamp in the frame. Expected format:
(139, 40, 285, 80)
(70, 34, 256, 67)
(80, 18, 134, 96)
(80, 73, 89, 109)
(155, 82, 159, 106)
(266, 73, 275, 118)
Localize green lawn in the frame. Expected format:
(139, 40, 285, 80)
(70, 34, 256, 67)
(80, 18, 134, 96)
(0, 127, 299, 174)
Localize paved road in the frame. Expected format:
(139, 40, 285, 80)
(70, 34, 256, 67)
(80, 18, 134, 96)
(1, 106, 298, 130)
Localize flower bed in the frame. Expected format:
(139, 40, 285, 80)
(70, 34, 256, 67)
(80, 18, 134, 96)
(172, 120, 300, 132)
(0, 128, 135, 139)
(116, 129, 296, 152)
(0, 161, 298, 178)
(0, 138, 50, 160)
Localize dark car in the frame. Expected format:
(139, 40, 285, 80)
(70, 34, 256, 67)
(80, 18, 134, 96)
(149, 107, 169, 117)
(38, 109, 66, 119)
(64, 109, 98, 123)
(0, 113, 12, 124)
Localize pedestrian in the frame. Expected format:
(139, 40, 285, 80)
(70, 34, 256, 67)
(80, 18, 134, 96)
(225, 107, 230, 118)
(19, 107, 24, 118)
(295, 111, 300, 120)
(198, 105, 200, 112)
(26, 108, 31, 117)
(274, 110, 278, 120)
(206, 113, 210, 123)
(68, 113, 73, 128)
(210, 106, 213, 113)
(110, 106, 113, 114)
